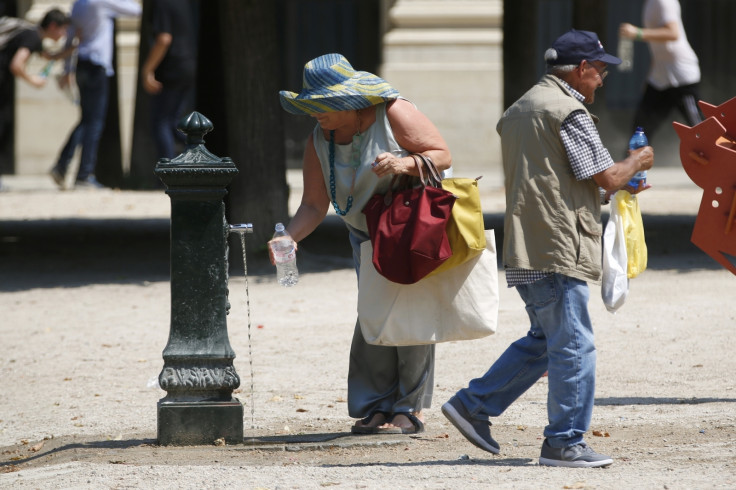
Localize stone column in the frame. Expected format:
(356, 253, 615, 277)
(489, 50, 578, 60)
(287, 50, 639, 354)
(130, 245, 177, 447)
(380, 0, 504, 182)
(154, 112, 243, 446)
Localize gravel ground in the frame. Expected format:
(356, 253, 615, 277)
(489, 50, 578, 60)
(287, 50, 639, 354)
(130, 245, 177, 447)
(1, 250, 735, 489)
(2, 170, 735, 489)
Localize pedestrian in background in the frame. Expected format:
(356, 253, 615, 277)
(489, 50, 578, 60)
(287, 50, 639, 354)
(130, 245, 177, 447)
(619, 0, 702, 139)
(50, 0, 141, 190)
(442, 30, 653, 468)
(141, 0, 196, 164)
(0, 9, 68, 178)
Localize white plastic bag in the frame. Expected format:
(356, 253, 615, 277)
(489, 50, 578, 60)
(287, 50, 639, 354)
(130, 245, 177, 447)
(601, 196, 629, 313)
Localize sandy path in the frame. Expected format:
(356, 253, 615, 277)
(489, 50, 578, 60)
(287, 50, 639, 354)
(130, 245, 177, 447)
(2, 253, 735, 488)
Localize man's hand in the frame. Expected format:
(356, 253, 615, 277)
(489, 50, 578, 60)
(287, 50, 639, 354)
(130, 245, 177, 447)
(142, 70, 162, 94)
(632, 146, 654, 171)
(624, 146, 654, 194)
(622, 180, 652, 195)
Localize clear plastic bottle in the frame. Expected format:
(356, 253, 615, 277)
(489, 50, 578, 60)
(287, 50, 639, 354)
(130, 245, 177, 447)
(270, 223, 298, 287)
(627, 127, 649, 189)
(617, 38, 634, 72)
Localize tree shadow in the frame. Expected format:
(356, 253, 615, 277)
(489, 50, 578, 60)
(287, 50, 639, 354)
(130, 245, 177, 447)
(596, 396, 736, 406)
(320, 457, 536, 469)
(0, 438, 157, 468)
(0, 433, 535, 471)
(0, 217, 356, 292)
(1, 211, 721, 292)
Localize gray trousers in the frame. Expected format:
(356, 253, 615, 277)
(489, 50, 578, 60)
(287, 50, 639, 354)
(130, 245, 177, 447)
(347, 227, 435, 418)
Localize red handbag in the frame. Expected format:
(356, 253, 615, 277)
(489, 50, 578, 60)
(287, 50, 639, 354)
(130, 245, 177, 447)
(362, 155, 456, 284)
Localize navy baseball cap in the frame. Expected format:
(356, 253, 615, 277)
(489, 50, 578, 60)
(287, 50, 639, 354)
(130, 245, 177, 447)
(546, 29, 621, 66)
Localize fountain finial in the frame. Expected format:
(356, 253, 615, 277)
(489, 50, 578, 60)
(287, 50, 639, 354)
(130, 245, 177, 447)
(177, 111, 213, 146)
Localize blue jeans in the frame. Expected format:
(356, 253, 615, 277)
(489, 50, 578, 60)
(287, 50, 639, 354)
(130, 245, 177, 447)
(150, 82, 193, 160)
(55, 61, 109, 181)
(455, 273, 596, 448)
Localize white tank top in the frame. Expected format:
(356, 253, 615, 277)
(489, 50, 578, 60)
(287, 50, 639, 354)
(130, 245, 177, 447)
(644, 0, 700, 89)
(312, 102, 406, 232)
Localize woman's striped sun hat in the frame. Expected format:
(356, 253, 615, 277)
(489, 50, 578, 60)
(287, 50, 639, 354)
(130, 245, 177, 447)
(279, 53, 399, 115)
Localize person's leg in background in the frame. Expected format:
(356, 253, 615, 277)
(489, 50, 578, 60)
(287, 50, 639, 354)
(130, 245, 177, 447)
(675, 83, 703, 127)
(74, 60, 109, 186)
(633, 84, 673, 139)
(0, 70, 14, 177)
(150, 82, 193, 160)
(50, 124, 83, 189)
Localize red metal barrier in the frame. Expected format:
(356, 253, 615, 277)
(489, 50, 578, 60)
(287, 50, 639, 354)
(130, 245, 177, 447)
(673, 97, 736, 275)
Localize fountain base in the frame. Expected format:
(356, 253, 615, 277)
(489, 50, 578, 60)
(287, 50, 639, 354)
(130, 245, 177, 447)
(158, 399, 243, 446)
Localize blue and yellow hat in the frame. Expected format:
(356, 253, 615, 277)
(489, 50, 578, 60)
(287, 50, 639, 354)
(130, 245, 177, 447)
(279, 53, 400, 115)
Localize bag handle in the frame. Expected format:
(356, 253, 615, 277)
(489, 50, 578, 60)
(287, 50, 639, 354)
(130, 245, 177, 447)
(417, 154, 485, 184)
(421, 154, 444, 184)
(383, 156, 426, 206)
(411, 153, 443, 188)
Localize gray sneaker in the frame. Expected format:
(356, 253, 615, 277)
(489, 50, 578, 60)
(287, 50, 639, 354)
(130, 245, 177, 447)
(74, 176, 105, 190)
(49, 167, 65, 189)
(539, 439, 613, 468)
(441, 396, 500, 454)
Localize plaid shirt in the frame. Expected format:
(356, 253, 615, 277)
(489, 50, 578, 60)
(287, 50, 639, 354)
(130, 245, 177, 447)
(506, 79, 614, 287)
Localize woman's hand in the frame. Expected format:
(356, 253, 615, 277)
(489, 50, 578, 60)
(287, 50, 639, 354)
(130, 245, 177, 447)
(267, 236, 298, 265)
(371, 152, 413, 178)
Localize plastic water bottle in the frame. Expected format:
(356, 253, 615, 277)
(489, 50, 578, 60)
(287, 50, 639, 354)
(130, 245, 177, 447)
(628, 127, 649, 188)
(617, 38, 634, 72)
(270, 223, 298, 287)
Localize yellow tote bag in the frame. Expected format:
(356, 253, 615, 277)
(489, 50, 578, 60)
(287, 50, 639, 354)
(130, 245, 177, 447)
(426, 176, 486, 277)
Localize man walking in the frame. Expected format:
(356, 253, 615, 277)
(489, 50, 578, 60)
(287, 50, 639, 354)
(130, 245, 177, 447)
(442, 29, 654, 468)
(0, 9, 68, 174)
(141, 0, 196, 165)
(50, 0, 141, 190)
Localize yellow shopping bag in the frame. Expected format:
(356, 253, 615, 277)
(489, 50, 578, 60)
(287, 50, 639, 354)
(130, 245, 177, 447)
(615, 191, 647, 278)
(426, 176, 486, 277)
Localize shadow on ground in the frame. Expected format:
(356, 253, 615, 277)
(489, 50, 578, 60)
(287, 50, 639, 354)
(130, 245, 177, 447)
(595, 396, 736, 406)
(0, 212, 719, 292)
(0, 432, 422, 471)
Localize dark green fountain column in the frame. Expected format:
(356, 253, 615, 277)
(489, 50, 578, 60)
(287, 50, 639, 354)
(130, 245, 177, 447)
(154, 112, 243, 445)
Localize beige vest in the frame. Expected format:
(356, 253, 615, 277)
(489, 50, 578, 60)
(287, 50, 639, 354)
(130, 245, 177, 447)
(496, 75, 603, 284)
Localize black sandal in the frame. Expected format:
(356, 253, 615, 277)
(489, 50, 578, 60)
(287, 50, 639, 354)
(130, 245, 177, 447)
(351, 410, 399, 434)
(388, 412, 425, 434)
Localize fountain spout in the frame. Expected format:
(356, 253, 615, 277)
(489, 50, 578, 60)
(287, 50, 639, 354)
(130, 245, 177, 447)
(229, 223, 254, 234)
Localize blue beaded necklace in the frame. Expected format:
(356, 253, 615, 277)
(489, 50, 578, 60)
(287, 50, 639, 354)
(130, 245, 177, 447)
(328, 128, 362, 216)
